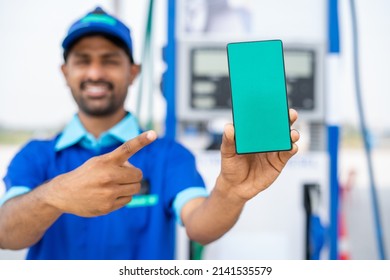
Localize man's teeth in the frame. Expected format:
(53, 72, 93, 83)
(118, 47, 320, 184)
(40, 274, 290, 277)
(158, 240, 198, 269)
(86, 85, 106, 93)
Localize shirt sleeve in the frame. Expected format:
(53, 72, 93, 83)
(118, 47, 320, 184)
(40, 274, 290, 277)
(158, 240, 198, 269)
(0, 186, 31, 206)
(173, 187, 209, 226)
(1, 140, 50, 205)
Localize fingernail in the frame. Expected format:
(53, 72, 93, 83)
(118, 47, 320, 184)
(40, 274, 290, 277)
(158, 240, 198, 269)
(146, 131, 157, 141)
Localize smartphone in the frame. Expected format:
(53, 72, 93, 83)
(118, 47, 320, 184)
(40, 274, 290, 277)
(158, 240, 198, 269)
(227, 39, 292, 154)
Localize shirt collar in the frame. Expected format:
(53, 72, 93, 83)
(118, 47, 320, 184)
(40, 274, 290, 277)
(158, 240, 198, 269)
(55, 113, 141, 151)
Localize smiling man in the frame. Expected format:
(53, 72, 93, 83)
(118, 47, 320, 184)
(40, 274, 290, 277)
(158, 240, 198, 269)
(0, 7, 299, 259)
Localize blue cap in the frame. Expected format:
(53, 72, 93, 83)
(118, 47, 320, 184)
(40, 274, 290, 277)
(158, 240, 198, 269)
(62, 7, 133, 58)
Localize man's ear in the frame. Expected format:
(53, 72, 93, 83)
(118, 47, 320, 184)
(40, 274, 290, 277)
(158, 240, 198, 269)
(129, 64, 141, 84)
(61, 64, 69, 86)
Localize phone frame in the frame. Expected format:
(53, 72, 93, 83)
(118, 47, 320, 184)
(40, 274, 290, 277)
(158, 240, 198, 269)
(227, 39, 292, 154)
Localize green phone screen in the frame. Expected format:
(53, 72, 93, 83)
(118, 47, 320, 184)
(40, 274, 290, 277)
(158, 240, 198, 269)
(227, 40, 292, 154)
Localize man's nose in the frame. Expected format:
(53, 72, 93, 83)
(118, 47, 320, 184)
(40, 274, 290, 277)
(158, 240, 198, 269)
(86, 62, 106, 80)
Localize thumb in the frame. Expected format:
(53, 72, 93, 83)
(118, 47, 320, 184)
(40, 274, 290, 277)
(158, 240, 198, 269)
(220, 123, 236, 157)
(105, 130, 157, 164)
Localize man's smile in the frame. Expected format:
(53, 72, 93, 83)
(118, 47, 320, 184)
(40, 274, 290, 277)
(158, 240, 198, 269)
(80, 81, 113, 98)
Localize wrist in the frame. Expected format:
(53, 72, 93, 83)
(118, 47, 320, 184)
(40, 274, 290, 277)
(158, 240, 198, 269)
(37, 176, 65, 215)
(214, 174, 248, 207)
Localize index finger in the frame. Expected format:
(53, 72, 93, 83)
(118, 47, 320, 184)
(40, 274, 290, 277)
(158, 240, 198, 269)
(106, 130, 157, 164)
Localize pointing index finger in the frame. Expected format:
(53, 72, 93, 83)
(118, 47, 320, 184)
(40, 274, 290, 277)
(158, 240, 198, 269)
(107, 130, 157, 164)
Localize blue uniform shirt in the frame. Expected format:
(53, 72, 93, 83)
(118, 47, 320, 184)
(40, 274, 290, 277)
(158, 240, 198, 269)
(1, 113, 208, 259)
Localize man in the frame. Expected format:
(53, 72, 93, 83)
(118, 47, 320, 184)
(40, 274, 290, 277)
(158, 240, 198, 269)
(0, 7, 299, 259)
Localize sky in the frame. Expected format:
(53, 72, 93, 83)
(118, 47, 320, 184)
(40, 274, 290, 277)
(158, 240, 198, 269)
(0, 0, 389, 133)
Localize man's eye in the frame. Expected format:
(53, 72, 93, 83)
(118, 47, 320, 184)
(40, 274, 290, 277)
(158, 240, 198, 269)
(74, 59, 89, 65)
(104, 60, 120, 65)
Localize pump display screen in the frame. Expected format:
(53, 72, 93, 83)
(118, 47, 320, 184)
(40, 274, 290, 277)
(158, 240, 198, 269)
(284, 51, 312, 78)
(193, 50, 228, 76)
(190, 48, 231, 110)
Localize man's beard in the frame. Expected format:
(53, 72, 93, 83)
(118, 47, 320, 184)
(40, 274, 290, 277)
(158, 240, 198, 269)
(76, 94, 120, 117)
(73, 80, 126, 117)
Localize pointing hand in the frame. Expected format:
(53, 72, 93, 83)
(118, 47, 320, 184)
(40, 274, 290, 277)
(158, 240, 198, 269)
(47, 131, 157, 217)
